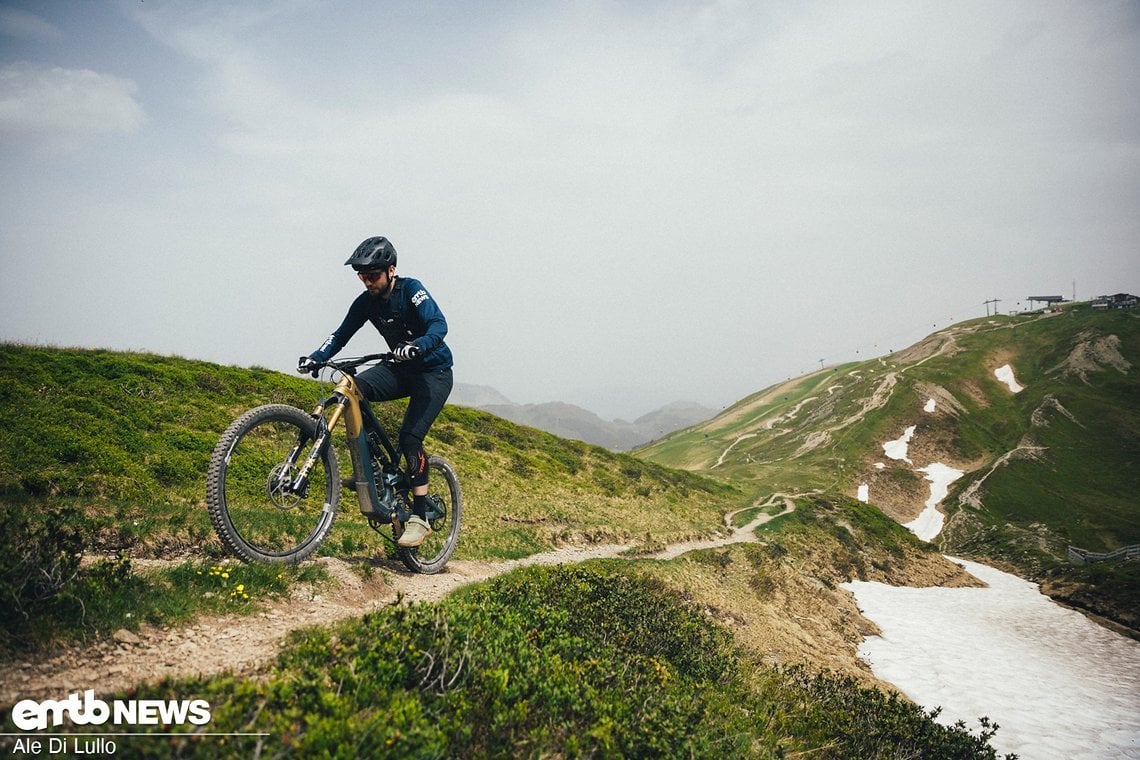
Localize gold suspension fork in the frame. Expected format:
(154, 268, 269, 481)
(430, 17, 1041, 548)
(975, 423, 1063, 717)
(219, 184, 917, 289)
(289, 396, 348, 494)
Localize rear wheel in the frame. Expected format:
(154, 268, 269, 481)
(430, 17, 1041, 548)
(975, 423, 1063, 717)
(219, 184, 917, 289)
(395, 456, 462, 574)
(206, 404, 339, 564)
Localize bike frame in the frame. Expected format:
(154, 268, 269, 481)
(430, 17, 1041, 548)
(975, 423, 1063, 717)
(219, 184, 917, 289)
(290, 361, 406, 521)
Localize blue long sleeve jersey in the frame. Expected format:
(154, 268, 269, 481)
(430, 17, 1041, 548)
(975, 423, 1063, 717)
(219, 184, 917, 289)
(309, 276, 453, 371)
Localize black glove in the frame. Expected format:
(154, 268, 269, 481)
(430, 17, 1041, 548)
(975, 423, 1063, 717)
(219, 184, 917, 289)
(393, 343, 422, 362)
(297, 356, 320, 377)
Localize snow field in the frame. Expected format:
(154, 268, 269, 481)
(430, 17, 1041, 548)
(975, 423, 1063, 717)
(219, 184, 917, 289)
(849, 370, 1140, 758)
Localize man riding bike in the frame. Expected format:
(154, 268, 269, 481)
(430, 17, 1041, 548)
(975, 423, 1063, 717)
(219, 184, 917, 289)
(299, 236, 454, 548)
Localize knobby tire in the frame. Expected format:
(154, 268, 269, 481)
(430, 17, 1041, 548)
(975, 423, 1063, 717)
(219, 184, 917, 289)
(396, 455, 462, 574)
(206, 404, 340, 564)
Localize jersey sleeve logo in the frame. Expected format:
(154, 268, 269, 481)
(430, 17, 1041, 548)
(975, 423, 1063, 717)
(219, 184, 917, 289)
(411, 289, 430, 307)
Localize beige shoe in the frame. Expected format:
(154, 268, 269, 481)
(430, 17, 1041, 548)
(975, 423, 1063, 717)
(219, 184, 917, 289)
(398, 516, 431, 547)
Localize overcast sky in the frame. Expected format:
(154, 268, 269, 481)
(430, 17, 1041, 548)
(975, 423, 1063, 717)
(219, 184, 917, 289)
(2, 1, 1137, 420)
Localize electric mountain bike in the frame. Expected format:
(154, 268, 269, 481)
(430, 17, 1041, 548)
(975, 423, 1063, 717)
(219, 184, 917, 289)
(206, 353, 462, 574)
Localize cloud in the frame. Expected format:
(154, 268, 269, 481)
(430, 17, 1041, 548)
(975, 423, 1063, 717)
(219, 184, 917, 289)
(0, 62, 146, 151)
(0, 7, 63, 42)
(1, 1, 1135, 416)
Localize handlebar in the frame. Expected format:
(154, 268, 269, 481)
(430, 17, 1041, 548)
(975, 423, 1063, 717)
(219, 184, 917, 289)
(314, 353, 395, 375)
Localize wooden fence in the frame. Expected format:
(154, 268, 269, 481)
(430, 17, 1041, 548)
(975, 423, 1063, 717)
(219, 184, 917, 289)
(1067, 544, 1140, 565)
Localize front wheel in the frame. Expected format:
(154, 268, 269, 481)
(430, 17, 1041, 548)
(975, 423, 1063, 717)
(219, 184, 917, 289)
(396, 456, 462, 574)
(206, 404, 340, 564)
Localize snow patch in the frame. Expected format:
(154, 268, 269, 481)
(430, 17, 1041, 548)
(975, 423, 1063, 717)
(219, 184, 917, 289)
(857, 484, 869, 502)
(994, 364, 1024, 393)
(882, 425, 916, 463)
(844, 557, 1140, 759)
(923, 398, 936, 413)
(902, 463, 963, 541)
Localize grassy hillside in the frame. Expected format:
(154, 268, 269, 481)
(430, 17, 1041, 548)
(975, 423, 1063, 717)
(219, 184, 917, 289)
(640, 305, 1140, 630)
(2, 563, 1006, 759)
(0, 343, 1012, 756)
(0, 343, 743, 563)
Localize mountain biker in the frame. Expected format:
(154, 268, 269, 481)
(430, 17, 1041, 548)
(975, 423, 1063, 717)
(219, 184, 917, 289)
(298, 236, 454, 548)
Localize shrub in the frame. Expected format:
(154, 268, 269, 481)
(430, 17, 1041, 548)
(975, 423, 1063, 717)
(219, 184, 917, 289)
(0, 501, 86, 651)
(85, 564, 1007, 759)
(778, 665, 1016, 759)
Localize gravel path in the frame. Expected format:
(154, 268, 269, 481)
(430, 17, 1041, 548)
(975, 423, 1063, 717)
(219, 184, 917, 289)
(1, 502, 793, 704)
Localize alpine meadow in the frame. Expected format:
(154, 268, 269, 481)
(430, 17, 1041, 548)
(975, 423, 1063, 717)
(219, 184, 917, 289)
(1, 301, 1137, 758)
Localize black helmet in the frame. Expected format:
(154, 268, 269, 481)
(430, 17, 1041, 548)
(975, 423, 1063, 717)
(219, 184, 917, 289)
(345, 236, 397, 271)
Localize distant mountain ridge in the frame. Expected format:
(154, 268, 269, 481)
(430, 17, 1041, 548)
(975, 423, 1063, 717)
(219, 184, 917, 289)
(449, 383, 715, 450)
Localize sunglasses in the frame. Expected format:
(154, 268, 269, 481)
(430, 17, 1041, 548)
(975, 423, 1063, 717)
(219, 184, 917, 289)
(357, 270, 388, 284)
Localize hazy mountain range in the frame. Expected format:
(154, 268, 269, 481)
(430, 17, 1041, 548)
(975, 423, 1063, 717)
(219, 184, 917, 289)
(448, 383, 715, 450)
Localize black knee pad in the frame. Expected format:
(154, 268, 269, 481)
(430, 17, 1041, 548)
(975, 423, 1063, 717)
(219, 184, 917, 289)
(400, 432, 429, 487)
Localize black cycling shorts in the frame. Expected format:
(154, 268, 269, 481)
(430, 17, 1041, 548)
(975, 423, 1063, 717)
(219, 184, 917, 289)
(356, 364, 453, 441)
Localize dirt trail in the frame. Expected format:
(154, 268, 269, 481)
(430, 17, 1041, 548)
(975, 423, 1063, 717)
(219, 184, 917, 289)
(0, 501, 796, 705)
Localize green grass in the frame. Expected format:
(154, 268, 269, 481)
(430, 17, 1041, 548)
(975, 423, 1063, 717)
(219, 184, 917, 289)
(2, 564, 1010, 759)
(0, 342, 747, 651)
(0, 499, 328, 653)
(2, 312, 1130, 753)
(0, 343, 745, 566)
